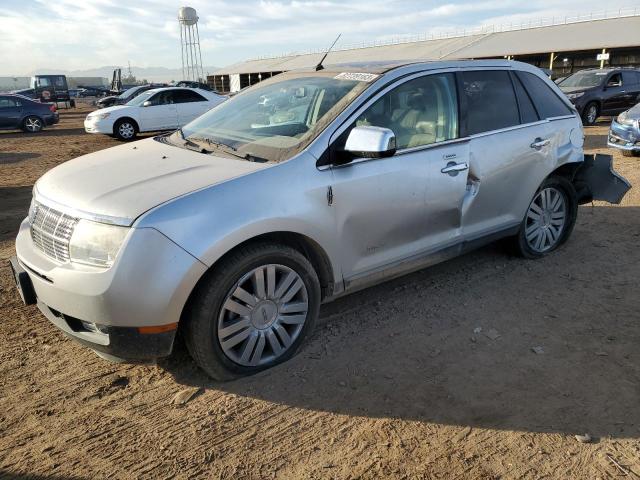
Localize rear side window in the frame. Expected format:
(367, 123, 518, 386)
(0, 97, 18, 108)
(173, 89, 207, 103)
(511, 74, 539, 124)
(622, 71, 638, 85)
(517, 71, 573, 119)
(460, 70, 519, 135)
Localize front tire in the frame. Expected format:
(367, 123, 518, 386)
(22, 116, 43, 133)
(183, 243, 321, 381)
(581, 102, 599, 126)
(514, 176, 578, 259)
(114, 118, 137, 141)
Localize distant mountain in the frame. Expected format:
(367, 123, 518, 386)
(28, 65, 219, 83)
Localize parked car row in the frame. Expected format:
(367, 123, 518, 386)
(84, 86, 227, 140)
(10, 60, 630, 381)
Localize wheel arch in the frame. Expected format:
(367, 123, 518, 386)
(113, 116, 139, 135)
(178, 230, 336, 327)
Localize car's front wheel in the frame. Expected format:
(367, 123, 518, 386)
(22, 116, 43, 133)
(183, 243, 321, 380)
(581, 102, 599, 126)
(514, 176, 578, 259)
(114, 118, 137, 141)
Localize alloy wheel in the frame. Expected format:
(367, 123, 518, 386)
(217, 264, 308, 367)
(25, 117, 42, 132)
(586, 105, 597, 124)
(118, 122, 135, 139)
(525, 187, 567, 253)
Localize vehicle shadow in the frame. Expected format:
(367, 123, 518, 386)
(0, 152, 41, 165)
(0, 186, 32, 241)
(0, 472, 87, 480)
(0, 127, 86, 139)
(163, 205, 640, 440)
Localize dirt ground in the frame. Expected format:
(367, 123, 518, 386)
(0, 107, 639, 480)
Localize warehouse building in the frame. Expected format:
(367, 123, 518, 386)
(208, 10, 640, 93)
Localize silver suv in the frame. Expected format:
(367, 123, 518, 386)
(11, 60, 630, 380)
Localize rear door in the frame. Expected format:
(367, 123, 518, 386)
(173, 89, 211, 125)
(459, 69, 576, 240)
(0, 96, 23, 128)
(138, 91, 179, 131)
(621, 71, 640, 109)
(328, 72, 469, 283)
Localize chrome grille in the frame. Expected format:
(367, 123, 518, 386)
(29, 201, 78, 262)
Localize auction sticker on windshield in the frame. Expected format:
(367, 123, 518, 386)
(334, 72, 379, 82)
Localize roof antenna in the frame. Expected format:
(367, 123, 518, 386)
(315, 34, 341, 71)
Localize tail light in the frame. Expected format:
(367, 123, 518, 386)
(49, 104, 57, 113)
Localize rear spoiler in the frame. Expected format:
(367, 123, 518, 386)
(573, 154, 631, 205)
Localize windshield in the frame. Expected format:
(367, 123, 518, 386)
(118, 87, 140, 99)
(174, 72, 373, 163)
(127, 90, 156, 106)
(559, 71, 608, 88)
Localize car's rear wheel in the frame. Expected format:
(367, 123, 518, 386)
(23, 116, 43, 133)
(114, 119, 137, 141)
(514, 176, 577, 259)
(183, 243, 321, 381)
(582, 102, 599, 126)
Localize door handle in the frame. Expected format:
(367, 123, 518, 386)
(441, 161, 469, 176)
(530, 138, 550, 150)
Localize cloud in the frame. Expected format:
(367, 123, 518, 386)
(0, 0, 631, 76)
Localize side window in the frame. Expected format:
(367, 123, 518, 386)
(607, 73, 622, 87)
(622, 71, 637, 86)
(511, 73, 539, 124)
(150, 91, 174, 105)
(354, 73, 458, 149)
(0, 98, 17, 108)
(516, 71, 573, 119)
(460, 70, 519, 135)
(173, 89, 207, 103)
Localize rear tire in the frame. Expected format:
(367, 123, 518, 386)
(183, 243, 321, 381)
(514, 176, 578, 259)
(581, 102, 599, 126)
(114, 118, 137, 141)
(22, 116, 43, 133)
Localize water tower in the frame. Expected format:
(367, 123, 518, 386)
(178, 6, 204, 82)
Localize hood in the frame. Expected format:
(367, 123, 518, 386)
(624, 103, 640, 119)
(35, 138, 269, 225)
(559, 86, 591, 94)
(88, 104, 132, 116)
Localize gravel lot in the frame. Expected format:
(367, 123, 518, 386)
(1, 107, 639, 479)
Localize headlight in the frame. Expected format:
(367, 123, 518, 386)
(566, 92, 585, 100)
(89, 112, 110, 120)
(69, 219, 129, 268)
(616, 112, 636, 127)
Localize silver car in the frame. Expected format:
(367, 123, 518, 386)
(608, 102, 640, 156)
(11, 60, 630, 380)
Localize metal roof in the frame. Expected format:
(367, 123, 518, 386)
(213, 15, 640, 76)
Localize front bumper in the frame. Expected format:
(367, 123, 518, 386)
(608, 119, 640, 152)
(13, 218, 207, 360)
(83, 117, 112, 134)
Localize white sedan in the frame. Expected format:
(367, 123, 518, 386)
(84, 87, 226, 141)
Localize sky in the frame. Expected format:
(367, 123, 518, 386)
(0, 0, 634, 76)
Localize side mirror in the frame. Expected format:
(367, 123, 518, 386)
(344, 126, 397, 160)
(143, 100, 152, 107)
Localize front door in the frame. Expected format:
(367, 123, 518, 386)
(138, 91, 179, 131)
(601, 73, 627, 114)
(328, 72, 467, 283)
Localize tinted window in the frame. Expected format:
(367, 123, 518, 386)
(148, 91, 175, 106)
(607, 73, 622, 87)
(511, 74, 539, 124)
(173, 89, 207, 103)
(621, 71, 637, 85)
(354, 73, 458, 149)
(460, 70, 519, 135)
(516, 71, 572, 119)
(0, 97, 18, 108)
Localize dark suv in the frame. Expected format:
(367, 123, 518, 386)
(558, 68, 640, 125)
